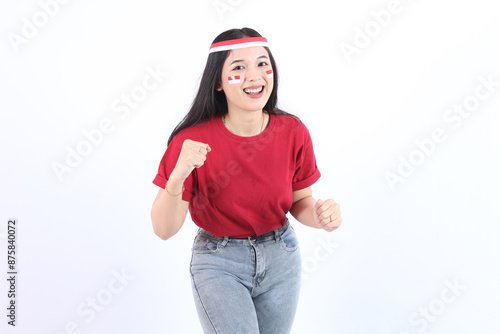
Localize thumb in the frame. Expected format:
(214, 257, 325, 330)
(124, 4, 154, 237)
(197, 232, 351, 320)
(314, 198, 323, 210)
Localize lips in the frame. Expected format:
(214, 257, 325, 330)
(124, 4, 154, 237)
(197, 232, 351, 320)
(243, 85, 264, 95)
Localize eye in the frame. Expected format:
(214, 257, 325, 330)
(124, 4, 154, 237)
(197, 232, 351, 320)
(232, 65, 244, 71)
(258, 62, 269, 66)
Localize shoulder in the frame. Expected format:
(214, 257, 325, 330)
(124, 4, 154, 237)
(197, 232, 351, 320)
(271, 111, 310, 135)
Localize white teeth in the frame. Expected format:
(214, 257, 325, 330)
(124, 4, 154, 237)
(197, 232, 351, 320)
(244, 86, 263, 94)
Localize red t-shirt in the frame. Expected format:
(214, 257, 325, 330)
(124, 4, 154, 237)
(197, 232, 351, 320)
(152, 111, 321, 237)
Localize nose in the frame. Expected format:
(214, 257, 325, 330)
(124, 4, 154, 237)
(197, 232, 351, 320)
(246, 65, 261, 82)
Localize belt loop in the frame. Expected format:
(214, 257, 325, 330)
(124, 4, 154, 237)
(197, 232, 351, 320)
(274, 229, 280, 243)
(275, 219, 288, 243)
(220, 236, 229, 247)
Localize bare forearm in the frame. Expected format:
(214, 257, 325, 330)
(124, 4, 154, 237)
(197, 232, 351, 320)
(151, 177, 187, 240)
(290, 196, 320, 229)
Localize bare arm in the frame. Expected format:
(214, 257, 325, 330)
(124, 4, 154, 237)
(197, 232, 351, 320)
(290, 186, 342, 232)
(290, 187, 320, 229)
(150, 139, 211, 240)
(150, 176, 190, 240)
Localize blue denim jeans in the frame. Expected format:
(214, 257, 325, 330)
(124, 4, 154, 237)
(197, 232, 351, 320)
(189, 219, 301, 334)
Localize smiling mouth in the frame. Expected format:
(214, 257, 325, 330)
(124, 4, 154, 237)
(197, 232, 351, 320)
(243, 86, 264, 95)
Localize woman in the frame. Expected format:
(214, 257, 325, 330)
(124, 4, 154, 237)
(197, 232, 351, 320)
(151, 27, 342, 334)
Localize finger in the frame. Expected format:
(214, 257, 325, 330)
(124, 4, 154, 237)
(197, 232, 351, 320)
(316, 200, 332, 217)
(195, 154, 207, 166)
(314, 199, 323, 210)
(192, 152, 207, 169)
(325, 217, 342, 231)
(193, 158, 205, 168)
(189, 140, 210, 147)
(318, 203, 339, 221)
(318, 199, 335, 213)
(185, 140, 210, 154)
(324, 213, 341, 224)
(318, 200, 339, 217)
(318, 209, 333, 221)
(318, 209, 341, 227)
(320, 220, 336, 231)
(319, 215, 333, 226)
(198, 144, 212, 155)
(322, 213, 342, 230)
(324, 223, 340, 232)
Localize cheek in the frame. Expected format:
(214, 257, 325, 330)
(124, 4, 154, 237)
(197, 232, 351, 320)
(265, 69, 274, 79)
(221, 69, 242, 88)
(222, 79, 242, 97)
(267, 78, 274, 92)
(226, 75, 242, 85)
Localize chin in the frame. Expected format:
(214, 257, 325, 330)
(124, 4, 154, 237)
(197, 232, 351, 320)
(244, 103, 267, 112)
(247, 98, 270, 110)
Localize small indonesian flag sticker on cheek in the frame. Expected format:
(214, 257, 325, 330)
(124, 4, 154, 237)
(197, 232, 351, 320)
(228, 76, 241, 84)
(266, 69, 274, 79)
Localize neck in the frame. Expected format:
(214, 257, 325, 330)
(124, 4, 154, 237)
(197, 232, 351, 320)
(223, 110, 267, 137)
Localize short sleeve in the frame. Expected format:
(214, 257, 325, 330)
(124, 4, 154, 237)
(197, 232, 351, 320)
(152, 135, 197, 202)
(292, 124, 321, 191)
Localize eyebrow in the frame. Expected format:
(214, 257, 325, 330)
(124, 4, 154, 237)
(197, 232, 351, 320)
(230, 55, 269, 65)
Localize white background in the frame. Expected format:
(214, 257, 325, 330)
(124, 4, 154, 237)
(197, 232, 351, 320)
(1, 0, 499, 333)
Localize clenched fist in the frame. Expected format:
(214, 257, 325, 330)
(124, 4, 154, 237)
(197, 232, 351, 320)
(171, 139, 211, 182)
(314, 199, 342, 232)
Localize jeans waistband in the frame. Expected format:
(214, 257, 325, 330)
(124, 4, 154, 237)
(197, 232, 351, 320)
(198, 219, 290, 243)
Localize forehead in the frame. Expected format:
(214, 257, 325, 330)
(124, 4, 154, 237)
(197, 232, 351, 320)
(224, 46, 270, 64)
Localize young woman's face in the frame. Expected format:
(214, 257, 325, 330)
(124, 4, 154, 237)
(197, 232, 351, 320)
(218, 46, 274, 114)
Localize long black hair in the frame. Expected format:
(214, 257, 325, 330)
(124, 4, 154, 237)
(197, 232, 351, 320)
(167, 27, 296, 145)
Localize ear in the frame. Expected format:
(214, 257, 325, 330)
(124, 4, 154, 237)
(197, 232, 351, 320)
(216, 83, 223, 91)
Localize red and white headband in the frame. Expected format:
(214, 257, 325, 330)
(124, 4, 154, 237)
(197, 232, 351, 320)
(209, 37, 269, 54)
